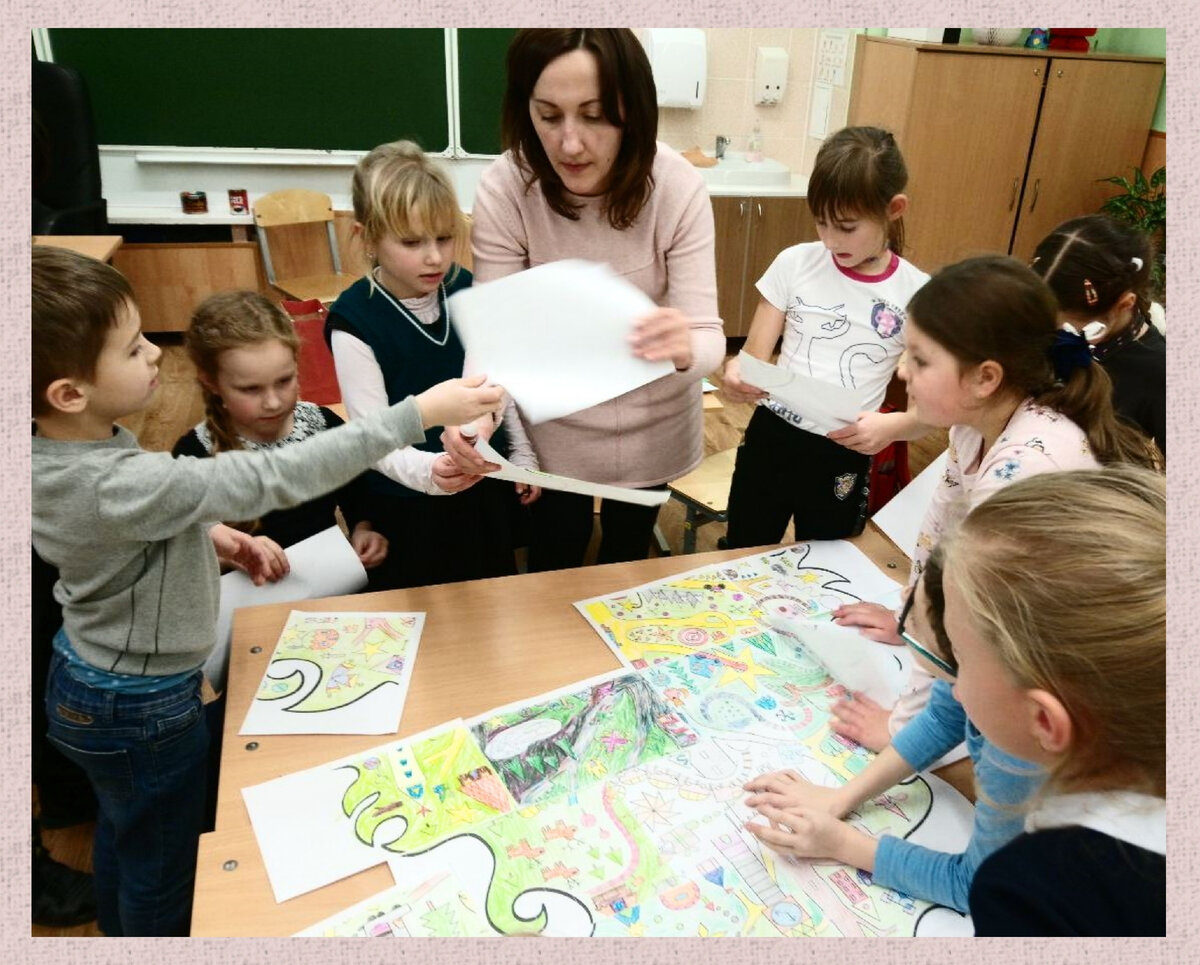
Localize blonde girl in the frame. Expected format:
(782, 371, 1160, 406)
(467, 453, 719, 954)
(722, 126, 932, 547)
(174, 290, 387, 570)
(327, 140, 517, 589)
(946, 467, 1164, 935)
(831, 256, 1157, 753)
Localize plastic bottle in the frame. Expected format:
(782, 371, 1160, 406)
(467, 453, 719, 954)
(746, 122, 764, 163)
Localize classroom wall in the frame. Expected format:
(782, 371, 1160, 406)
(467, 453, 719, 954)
(655, 28, 857, 177)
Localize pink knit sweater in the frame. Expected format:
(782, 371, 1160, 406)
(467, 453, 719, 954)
(471, 143, 725, 488)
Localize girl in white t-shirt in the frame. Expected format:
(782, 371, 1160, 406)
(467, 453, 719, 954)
(722, 126, 930, 545)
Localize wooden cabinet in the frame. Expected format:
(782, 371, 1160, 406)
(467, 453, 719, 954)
(713, 196, 816, 337)
(848, 36, 1163, 272)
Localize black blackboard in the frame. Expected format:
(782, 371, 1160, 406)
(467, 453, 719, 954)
(48, 28, 453, 153)
(456, 28, 517, 155)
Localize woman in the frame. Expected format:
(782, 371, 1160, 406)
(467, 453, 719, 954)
(445, 28, 724, 572)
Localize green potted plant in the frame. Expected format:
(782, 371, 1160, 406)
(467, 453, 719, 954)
(1099, 165, 1165, 302)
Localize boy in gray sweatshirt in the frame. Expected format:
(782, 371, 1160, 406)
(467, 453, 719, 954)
(31, 246, 503, 936)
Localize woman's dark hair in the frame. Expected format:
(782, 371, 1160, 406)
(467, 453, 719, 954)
(1031, 213, 1156, 317)
(908, 255, 1158, 469)
(806, 126, 908, 256)
(500, 29, 658, 230)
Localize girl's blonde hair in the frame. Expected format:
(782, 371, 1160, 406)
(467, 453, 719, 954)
(908, 255, 1160, 469)
(944, 466, 1165, 799)
(185, 290, 299, 456)
(351, 139, 464, 281)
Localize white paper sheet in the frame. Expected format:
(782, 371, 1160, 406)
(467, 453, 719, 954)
(207, 526, 367, 692)
(448, 259, 673, 424)
(871, 449, 949, 559)
(238, 610, 425, 736)
(737, 351, 864, 433)
(764, 616, 912, 706)
(474, 438, 669, 507)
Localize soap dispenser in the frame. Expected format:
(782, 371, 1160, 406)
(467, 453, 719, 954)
(746, 122, 763, 163)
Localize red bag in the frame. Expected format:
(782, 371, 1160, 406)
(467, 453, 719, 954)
(279, 298, 341, 405)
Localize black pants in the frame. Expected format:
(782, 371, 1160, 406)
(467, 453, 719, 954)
(527, 489, 664, 573)
(725, 407, 871, 548)
(366, 476, 518, 590)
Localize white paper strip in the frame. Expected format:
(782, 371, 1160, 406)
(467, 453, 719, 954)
(738, 350, 863, 433)
(871, 449, 948, 559)
(449, 260, 673, 424)
(475, 438, 669, 507)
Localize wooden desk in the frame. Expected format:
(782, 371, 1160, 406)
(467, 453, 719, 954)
(32, 234, 123, 263)
(193, 530, 911, 935)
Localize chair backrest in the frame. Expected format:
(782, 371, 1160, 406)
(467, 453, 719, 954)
(251, 190, 342, 285)
(32, 59, 107, 234)
(252, 189, 335, 228)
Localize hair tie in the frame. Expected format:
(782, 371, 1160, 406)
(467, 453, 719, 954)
(1083, 278, 1099, 306)
(1050, 327, 1093, 382)
(1131, 256, 1144, 271)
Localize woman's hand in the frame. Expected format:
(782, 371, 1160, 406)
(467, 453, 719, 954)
(631, 308, 693, 371)
(829, 692, 894, 752)
(350, 523, 389, 568)
(831, 601, 902, 645)
(720, 355, 768, 404)
(431, 453, 483, 493)
(440, 417, 502, 476)
(743, 769, 848, 819)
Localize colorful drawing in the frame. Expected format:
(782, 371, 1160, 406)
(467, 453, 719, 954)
(468, 669, 699, 806)
(243, 720, 517, 903)
(576, 542, 902, 669)
(240, 610, 425, 735)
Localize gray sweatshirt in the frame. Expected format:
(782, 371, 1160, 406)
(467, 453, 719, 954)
(32, 399, 425, 676)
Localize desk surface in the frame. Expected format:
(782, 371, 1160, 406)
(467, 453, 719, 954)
(32, 234, 124, 263)
(193, 532, 911, 936)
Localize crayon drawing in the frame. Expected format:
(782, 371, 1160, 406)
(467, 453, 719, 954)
(239, 610, 424, 735)
(468, 669, 699, 806)
(575, 542, 902, 669)
(243, 720, 516, 902)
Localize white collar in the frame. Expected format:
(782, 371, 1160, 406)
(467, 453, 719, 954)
(1026, 790, 1165, 855)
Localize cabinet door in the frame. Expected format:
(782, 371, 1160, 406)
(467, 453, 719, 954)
(1011, 59, 1165, 260)
(745, 197, 817, 330)
(901, 53, 1046, 272)
(711, 196, 753, 337)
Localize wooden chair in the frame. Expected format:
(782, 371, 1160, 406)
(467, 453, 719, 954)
(667, 448, 738, 554)
(252, 189, 357, 305)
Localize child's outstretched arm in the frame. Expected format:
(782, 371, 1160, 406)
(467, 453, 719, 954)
(720, 298, 784, 404)
(827, 405, 932, 455)
(414, 375, 505, 430)
(208, 523, 289, 585)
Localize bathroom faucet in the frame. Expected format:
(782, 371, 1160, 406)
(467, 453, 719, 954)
(715, 135, 730, 159)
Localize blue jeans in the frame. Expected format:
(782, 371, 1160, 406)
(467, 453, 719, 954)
(44, 651, 209, 936)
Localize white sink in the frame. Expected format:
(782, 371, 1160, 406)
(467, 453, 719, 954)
(697, 151, 791, 187)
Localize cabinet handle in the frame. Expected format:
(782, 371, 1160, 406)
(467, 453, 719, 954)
(756, 202, 763, 218)
(1056, 68, 1064, 78)
(739, 200, 747, 217)
(1028, 178, 1041, 213)
(1008, 177, 1019, 212)
(1033, 67, 1040, 76)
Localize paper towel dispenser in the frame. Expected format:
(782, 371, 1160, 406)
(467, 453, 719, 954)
(644, 28, 707, 109)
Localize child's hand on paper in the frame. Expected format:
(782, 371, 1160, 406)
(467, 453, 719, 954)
(830, 692, 894, 753)
(515, 483, 542, 505)
(744, 769, 849, 819)
(744, 804, 853, 863)
(349, 523, 388, 569)
(416, 375, 505, 430)
(827, 409, 898, 455)
(430, 452, 483, 493)
(630, 308, 693, 370)
(720, 355, 768, 404)
(208, 524, 289, 586)
(832, 601, 902, 645)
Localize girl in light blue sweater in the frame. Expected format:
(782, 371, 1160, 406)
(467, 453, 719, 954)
(742, 547, 1042, 913)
